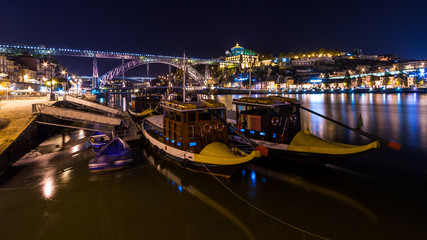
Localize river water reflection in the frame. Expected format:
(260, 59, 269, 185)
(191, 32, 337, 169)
(1, 93, 427, 240)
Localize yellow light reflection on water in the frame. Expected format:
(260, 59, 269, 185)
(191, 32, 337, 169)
(78, 129, 85, 139)
(60, 168, 72, 183)
(71, 145, 80, 153)
(43, 177, 55, 199)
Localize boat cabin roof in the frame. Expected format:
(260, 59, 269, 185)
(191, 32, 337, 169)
(232, 96, 300, 108)
(161, 100, 226, 113)
(146, 114, 164, 129)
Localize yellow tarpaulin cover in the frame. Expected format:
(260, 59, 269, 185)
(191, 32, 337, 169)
(138, 109, 155, 117)
(194, 142, 261, 165)
(287, 129, 380, 155)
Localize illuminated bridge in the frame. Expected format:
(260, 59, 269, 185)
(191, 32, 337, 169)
(0, 44, 228, 88)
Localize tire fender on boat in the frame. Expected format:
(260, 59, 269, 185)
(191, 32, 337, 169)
(215, 122, 225, 132)
(289, 114, 298, 123)
(203, 123, 212, 133)
(271, 117, 280, 126)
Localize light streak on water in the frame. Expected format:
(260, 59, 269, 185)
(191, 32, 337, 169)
(43, 177, 54, 199)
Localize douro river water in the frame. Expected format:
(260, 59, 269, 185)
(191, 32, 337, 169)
(1, 93, 426, 240)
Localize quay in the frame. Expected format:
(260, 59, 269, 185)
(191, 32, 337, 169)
(0, 95, 139, 175)
(0, 97, 50, 154)
(0, 97, 53, 175)
(207, 86, 427, 95)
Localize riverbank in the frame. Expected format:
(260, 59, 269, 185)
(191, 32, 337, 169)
(0, 97, 49, 156)
(210, 86, 427, 95)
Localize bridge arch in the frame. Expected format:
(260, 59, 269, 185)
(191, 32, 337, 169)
(98, 59, 204, 88)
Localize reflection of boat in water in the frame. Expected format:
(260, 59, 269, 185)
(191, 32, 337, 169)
(88, 131, 111, 152)
(142, 99, 261, 178)
(228, 96, 379, 163)
(246, 162, 378, 223)
(144, 143, 377, 240)
(142, 148, 255, 240)
(89, 137, 134, 172)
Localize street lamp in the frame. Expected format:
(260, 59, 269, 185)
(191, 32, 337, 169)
(61, 70, 68, 93)
(43, 60, 56, 100)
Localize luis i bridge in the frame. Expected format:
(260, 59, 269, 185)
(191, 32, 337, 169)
(0, 44, 228, 88)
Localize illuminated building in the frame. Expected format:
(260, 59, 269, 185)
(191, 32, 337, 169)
(220, 43, 259, 69)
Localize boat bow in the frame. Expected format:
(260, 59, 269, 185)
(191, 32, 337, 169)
(287, 129, 380, 155)
(194, 142, 261, 165)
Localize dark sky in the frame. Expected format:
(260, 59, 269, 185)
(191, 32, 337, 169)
(1, 0, 427, 74)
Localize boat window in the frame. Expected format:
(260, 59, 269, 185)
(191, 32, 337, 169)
(189, 112, 196, 122)
(258, 108, 268, 116)
(237, 105, 246, 111)
(211, 109, 224, 119)
(176, 112, 182, 122)
(169, 111, 176, 120)
(199, 112, 212, 121)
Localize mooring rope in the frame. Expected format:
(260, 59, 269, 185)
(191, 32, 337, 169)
(200, 162, 330, 240)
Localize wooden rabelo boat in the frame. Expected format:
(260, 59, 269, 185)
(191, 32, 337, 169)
(229, 96, 380, 163)
(142, 99, 262, 177)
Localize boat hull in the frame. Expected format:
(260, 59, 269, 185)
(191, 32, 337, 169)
(229, 130, 380, 164)
(142, 127, 253, 178)
(150, 147, 246, 178)
(89, 158, 134, 172)
(89, 137, 134, 172)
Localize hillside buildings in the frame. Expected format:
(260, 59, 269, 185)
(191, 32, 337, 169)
(0, 55, 48, 94)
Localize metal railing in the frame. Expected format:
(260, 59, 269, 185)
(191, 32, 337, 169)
(32, 103, 46, 115)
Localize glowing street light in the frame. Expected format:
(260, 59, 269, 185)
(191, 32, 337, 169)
(43, 59, 56, 99)
(61, 70, 69, 93)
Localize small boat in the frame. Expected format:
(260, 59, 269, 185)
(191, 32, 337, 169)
(129, 93, 163, 119)
(229, 96, 380, 163)
(88, 131, 111, 152)
(142, 99, 262, 178)
(89, 137, 134, 172)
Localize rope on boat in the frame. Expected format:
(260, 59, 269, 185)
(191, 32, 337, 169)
(200, 163, 330, 240)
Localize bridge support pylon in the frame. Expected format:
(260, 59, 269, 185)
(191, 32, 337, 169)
(92, 55, 99, 89)
(205, 64, 210, 84)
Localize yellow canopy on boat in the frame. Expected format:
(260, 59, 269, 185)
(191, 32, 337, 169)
(194, 142, 261, 165)
(287, 129, 380, 155)
(138, 109, 155, 117)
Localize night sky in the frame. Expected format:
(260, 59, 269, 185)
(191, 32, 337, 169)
(1, 0, 427, 75)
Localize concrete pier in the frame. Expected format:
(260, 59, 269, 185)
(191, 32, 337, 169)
(0, 97, 50, 154)
(0, 96, 141, 174)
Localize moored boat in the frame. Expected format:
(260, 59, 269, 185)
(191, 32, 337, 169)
(142, 99, 262, 177)
(88, 131, 111, 152)
(89, 137, 134, 172)
(129, 93, 163, 119)
(229, 96, 380, 163)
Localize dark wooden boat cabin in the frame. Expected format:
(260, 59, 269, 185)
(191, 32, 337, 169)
(144, 99, 228, 153)
(131, 93, 162, 113)
(232, 96, 302, 144)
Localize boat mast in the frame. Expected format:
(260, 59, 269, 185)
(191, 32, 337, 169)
(183, 51, 186, 103)
(249, 56, 252, 96)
